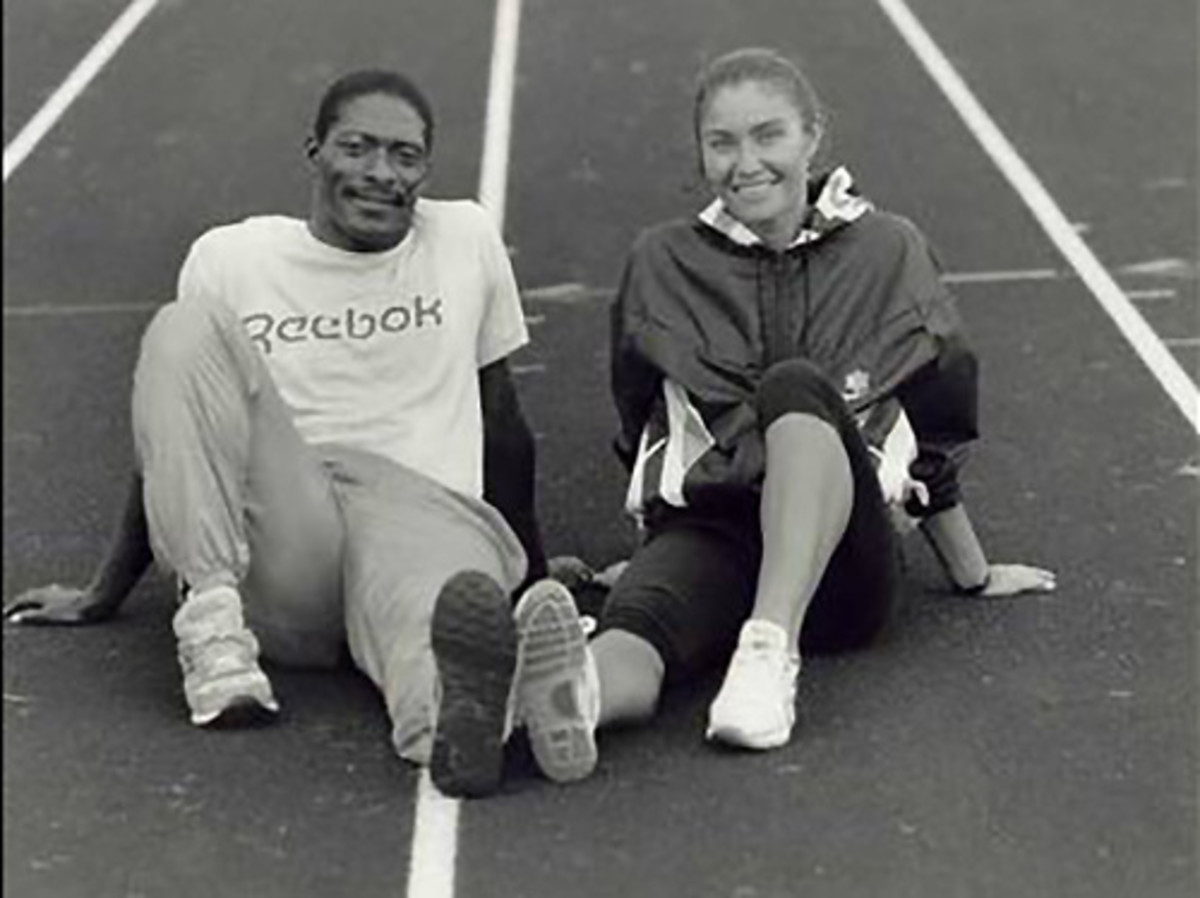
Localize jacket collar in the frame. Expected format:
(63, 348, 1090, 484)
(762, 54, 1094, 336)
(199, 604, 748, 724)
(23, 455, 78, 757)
(698, 166, 873, 249)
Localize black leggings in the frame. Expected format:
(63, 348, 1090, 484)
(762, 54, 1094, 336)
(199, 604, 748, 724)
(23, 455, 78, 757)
(600, 360, 899, 683)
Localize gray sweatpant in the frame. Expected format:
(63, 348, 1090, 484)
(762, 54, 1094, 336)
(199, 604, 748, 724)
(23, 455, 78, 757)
(131, 299, 527, 764)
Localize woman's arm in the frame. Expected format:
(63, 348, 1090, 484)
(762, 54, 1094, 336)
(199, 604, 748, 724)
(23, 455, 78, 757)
(610, 259, 664, 470)
(920, 502, 1056, 596)
(897, 336, 1054, 597)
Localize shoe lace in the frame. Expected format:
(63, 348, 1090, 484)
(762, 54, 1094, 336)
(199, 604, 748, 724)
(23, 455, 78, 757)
(181, 631, 258, 678)
(730, 638, 796, 692)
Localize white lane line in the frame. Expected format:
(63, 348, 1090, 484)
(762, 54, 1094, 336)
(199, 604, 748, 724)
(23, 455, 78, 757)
(477, 0, 523, 228)
(941, 268, 1059, 285)
(523, 281, 591, 301)
(405, 3, 527, 896)
(875, 0, 1200, 433)
(1119, 257, 1196, 279)
(406, 771, 460, 898)
(3, 302, 552, 320)
(3, 0, 160, 182)
(3, 269, 1189, 320)
(1125, 288, 1180, 301)
(3, 301, 159, 318)
(1163, 338, 1200, 348)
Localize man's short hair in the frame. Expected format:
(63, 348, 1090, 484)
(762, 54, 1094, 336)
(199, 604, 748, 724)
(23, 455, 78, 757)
(313, 69, 435, 150)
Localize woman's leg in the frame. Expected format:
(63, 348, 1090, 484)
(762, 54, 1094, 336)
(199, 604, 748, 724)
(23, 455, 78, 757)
(590, 629, 665, 727)
(597, 514, 759, 727)
(752, 413, 853, 644)
(707, 359, 897, 749)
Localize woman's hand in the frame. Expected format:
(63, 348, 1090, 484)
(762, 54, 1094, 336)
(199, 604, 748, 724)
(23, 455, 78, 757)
(977, 564, 1057, 597)
(593, 561, 629, 590)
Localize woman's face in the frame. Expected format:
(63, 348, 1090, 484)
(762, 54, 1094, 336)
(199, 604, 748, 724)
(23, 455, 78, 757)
(698, 80, 819, 239)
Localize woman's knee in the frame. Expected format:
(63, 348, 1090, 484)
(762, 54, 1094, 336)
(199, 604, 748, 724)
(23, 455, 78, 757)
(756, 360, 846, 432)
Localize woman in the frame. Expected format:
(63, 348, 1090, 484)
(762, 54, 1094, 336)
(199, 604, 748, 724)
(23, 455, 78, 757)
(516, 47, 1055, 782)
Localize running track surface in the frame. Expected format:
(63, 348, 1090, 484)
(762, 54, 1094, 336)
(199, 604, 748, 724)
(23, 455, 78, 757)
(4, 2, 1196, 897)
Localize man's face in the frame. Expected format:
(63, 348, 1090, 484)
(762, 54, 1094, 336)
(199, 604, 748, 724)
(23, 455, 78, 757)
(308, 93, 430, 252)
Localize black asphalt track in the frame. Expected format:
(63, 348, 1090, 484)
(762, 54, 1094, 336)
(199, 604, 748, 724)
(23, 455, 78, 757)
(4, 1, 1196, 897)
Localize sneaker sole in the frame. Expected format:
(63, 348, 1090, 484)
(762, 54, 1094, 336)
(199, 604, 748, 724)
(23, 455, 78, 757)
(514, 581, 597, 783)
(704, 720, 792, 751)
(429, 571, 517, 798)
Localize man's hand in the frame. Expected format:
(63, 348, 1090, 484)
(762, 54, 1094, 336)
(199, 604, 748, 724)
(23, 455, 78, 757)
(4, 473, 151, 627)
(4, 584, 120, 626)
(546, 557, 629, 592)
(546, 556, 594, 592)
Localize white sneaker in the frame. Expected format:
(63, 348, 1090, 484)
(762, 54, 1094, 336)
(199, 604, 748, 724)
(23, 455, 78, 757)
(706, 619, 800, 750)
(172, 585, 279, 726)
(513, 579, 600, 783)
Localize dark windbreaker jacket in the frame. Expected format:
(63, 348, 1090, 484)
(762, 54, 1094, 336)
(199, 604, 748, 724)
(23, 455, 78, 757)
(611, 168, 980, 523)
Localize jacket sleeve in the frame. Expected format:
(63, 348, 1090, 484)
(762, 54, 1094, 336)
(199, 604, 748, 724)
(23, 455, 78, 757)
(896, 330, 980, 516)
(610, 248, 664, 472)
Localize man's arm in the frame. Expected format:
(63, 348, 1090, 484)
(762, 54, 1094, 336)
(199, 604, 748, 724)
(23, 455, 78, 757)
(479, 359, 548, 590)
(4, 473, 153, 624)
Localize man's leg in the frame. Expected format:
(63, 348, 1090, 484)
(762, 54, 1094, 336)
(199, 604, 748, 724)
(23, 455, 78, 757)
(510, 578, 598, 784)
(707, 359, 897, 749)
(132, 301, 345, 724)
(473, 509, 757, 787)
(326, 447, 526, 794)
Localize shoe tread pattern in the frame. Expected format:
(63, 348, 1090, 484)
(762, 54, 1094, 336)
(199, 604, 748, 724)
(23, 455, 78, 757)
(430, 571, 517, 798)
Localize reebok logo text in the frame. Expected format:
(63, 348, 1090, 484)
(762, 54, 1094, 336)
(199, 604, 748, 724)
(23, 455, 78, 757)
(242, 296, 444, 354)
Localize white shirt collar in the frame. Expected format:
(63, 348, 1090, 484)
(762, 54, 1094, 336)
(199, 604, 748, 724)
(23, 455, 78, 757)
(697, 166, 871, 248)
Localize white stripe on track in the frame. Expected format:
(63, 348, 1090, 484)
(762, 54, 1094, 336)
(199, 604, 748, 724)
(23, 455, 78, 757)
(406, 3, 526, 896)
(1, 302, 553, 321)
(3, 0, 160, 182)
(3, 301, 159, 318)
(477, 0, 523, 227)
(0, 270, 1127, 318)
(874, 0, 1200, 433)
(1125, 288, 1179, 301)
(941, 268, 1059, 285)
(406, 771, 461, 898)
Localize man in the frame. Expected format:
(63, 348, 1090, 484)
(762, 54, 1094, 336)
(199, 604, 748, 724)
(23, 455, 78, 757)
(5, 69, 596, 798)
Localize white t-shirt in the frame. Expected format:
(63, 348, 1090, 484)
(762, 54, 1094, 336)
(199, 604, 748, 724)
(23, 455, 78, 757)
(177, 199, 529, 499)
